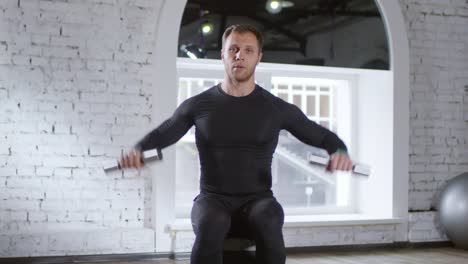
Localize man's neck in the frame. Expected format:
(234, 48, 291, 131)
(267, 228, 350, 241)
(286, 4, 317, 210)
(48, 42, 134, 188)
(221, 78, 256, 97)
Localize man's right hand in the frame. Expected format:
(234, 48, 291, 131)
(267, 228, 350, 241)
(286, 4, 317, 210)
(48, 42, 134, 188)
(119, 149, 144, 169)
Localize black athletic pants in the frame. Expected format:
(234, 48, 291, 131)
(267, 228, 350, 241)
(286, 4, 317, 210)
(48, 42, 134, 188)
(190, 191, 286, 264)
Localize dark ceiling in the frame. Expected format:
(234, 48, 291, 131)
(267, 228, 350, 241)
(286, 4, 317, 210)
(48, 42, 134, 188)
(178, 0, 389, 69)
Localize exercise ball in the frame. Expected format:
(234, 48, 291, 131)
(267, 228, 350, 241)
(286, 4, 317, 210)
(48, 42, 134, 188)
(438, 172, 468, 249)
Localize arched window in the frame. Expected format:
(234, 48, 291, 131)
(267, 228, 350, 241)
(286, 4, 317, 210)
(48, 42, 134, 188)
(149, 0, 409, 252)
(174, 0, 391, 217)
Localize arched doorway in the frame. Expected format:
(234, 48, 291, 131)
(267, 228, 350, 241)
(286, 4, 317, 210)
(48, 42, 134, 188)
(149, 0, 409, 252)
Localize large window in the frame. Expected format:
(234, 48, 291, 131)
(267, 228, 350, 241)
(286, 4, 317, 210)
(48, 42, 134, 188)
(175, 58, 354, 218)
(151, 0, 407, 253)
(173, 0, 395, 221)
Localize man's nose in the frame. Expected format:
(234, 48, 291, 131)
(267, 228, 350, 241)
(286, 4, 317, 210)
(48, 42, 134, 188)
(235, 51, 244, 60)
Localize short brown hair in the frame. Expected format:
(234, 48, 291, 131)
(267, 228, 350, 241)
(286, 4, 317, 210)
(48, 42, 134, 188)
(222, 24, 264, 52)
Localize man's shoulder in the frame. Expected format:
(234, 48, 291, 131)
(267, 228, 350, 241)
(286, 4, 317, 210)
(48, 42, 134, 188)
(181, 84, 218, 104)
(191, 84, 219, 99)
(256, 85, 290, 107)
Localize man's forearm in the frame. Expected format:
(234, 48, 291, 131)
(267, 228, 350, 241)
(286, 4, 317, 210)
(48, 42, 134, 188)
(321, 132, 348, 155)
(134, 129, 160, 152)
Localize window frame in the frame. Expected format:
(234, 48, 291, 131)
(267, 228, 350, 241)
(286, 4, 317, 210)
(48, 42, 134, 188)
(174, 58, 360, 218)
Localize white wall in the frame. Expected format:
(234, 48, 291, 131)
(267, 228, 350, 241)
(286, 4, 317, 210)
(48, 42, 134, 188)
(400, 0, 468, 242)
(401, 0, 468, 211)
(0, 0, 164, 257)
(354, 70, 393, 217)
(0, 0, 466, 257)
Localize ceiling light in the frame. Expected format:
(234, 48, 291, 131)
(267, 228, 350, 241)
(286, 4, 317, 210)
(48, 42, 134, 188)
(201, 22, 214, 35)
(265, 0, 295, 14)
(266, 0, 282, 14)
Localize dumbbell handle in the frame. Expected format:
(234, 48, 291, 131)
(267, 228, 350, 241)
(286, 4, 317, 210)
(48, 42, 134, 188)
(308, 153, 371, 176)
(103, 148, 163, 172)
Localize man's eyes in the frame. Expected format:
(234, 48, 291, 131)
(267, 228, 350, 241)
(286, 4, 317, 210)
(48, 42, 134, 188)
(229, 47, 254, 53)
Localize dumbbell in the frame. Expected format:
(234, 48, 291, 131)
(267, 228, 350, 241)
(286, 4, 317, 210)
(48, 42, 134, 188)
(308, 153, 371, 176)
(103, 148, 163, 172)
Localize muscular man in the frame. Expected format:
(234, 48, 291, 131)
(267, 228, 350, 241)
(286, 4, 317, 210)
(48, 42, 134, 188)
(120, 24, 353, 264)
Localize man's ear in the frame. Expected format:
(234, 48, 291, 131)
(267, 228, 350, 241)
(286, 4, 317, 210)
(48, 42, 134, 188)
(257, 52, 263, 64)
(220, 49, 224, 61)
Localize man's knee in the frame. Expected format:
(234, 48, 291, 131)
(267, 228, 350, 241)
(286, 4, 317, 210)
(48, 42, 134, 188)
(191, 196, 231, 237)
(247, 198, 284, 231)
(195, 213, 231, 238)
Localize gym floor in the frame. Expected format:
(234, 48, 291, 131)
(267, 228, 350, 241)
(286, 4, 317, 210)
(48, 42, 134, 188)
(76, 247, 468, 264)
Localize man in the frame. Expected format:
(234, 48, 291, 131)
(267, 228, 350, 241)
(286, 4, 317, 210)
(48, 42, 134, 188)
(120, 24, 353, 264)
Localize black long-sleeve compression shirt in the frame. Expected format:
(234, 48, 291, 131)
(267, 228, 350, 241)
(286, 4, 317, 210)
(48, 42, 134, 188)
(135, 84, 347, 195)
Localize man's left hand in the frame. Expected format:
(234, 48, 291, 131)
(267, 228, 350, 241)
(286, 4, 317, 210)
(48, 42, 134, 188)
(327, 152, 353, 172)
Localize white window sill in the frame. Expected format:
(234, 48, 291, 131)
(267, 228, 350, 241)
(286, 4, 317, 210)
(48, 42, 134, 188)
(283, 214, 401, 227)
(168, 214, 402, 232)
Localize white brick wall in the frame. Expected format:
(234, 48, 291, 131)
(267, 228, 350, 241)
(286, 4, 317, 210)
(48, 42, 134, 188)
(0, 0, 162, 257)
(1, 0, 466, 258)
(408, 211, 447, 242)
(0, 228, 155, 257)
(400, 0, 468, 244)
(401, 0, 468, 212)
